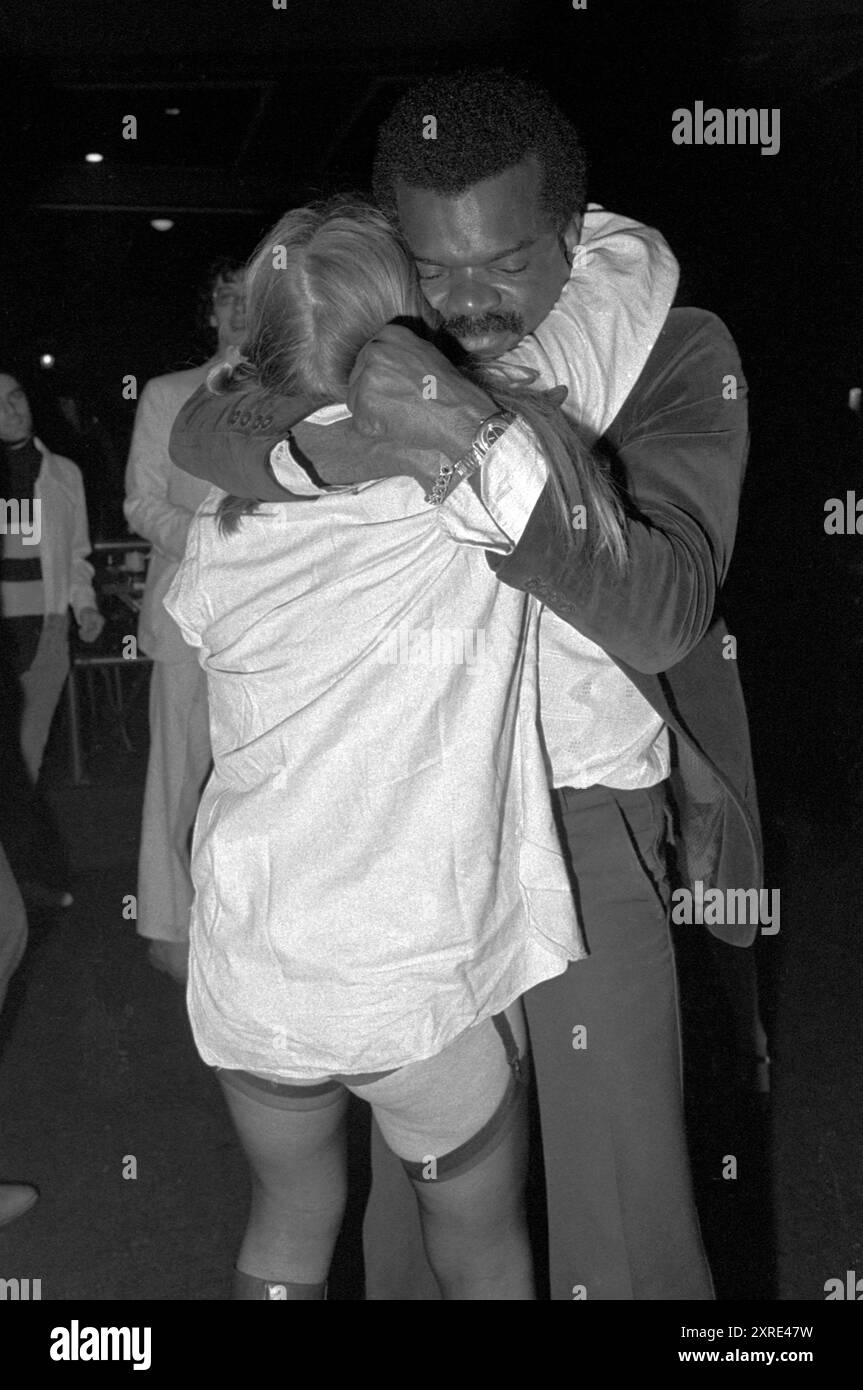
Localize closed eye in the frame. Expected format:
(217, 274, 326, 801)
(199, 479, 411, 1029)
(418, 262, 528, 281)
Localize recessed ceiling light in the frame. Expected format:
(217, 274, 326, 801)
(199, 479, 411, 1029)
(150, 218, 174, 231)
(85, 152, 104, 163)
(39, 353, 55, 368)
(164, 107, 180, 116)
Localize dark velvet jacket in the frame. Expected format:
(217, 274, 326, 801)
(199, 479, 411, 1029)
(488, 308, 762, 945)
(168, 306, 762, 946)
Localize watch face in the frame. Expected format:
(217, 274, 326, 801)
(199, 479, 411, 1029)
(480, 417, 510, 448)
(467, 411, 516, 468)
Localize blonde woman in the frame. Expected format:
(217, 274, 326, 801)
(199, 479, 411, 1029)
(166, 197, 625, 1301)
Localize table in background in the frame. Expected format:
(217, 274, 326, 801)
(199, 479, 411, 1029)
(65, 538, 152, 784)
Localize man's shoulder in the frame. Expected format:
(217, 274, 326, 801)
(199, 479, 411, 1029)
(626, 306, 743, 402)
(143, 362, 212, 405)
(604, 305, 746, 446)
(35, 440, 82, 487)
(656, 306, 740, 360)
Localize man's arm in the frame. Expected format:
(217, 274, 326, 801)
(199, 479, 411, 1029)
(163, 312, 746, 666)
(168, 327, 493, 499)
(487, 309, 748, 674)
(167, 380, 317, 502)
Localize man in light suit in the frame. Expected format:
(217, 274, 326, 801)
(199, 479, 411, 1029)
(124, 260, 246, 981)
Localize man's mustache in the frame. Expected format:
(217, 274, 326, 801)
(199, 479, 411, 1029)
(442, 311, 525, 340)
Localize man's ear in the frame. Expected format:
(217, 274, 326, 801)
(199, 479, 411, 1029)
(561, 213, 583, 264)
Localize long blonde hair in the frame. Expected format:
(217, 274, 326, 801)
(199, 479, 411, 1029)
(214, 196, 627, 569)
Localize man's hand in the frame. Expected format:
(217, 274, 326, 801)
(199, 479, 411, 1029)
(77, 607, 105, 644)
(347, 323, 495, 460)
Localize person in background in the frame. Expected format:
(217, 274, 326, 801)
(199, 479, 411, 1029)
(123, 260, 247, 982)
(0, 368, 103, 909)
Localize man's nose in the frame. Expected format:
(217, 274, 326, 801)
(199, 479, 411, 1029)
(442, 272, 502, 319)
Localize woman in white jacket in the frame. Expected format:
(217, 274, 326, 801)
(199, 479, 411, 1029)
(166, 198, 626, 1300)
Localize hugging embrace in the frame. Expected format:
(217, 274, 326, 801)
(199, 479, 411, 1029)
(166, 68, 761, 1301)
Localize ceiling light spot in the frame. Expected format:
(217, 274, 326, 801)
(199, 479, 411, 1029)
(150, 218, 174, 231)
(85, 152, 104, 163)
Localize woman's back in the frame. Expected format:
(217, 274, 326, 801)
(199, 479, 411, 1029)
(167, 407, 582, 1080)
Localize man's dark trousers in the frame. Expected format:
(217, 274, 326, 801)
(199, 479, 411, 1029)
(363, 780, 714, 1300)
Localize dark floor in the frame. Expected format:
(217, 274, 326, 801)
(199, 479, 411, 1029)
(1, 668, 861, 1301)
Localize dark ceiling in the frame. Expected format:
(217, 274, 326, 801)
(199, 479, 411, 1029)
(4, 0, 857, 218)
(0, 0, 540, 393)
(2, 0, 531, 216)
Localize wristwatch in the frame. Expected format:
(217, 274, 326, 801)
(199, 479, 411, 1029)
(454, 411, 518, 484)
(424, 410, 519, 506)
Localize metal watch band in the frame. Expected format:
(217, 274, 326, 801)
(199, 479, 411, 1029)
(424, 410, 518, 506)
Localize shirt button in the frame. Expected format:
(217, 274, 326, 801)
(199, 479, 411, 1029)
(227, 408, 240, 425)
(261, 415, 273, 428)
(239, 411, 251, 426)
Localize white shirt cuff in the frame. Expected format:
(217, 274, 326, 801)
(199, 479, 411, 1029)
(436, 417, 549, 551)
(269, 438, 354, 496)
